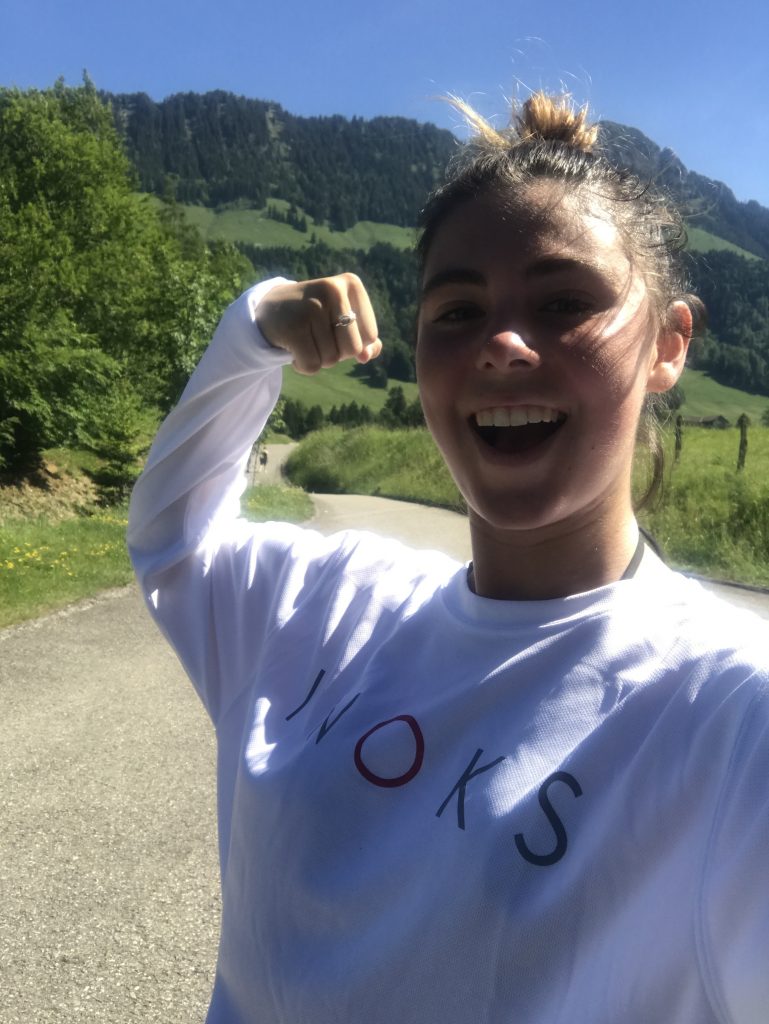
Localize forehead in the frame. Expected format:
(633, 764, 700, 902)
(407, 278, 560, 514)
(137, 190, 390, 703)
(422, 181, 631, 284)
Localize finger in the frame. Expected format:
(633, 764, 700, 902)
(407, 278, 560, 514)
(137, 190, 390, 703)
(331, 312, 365, 363)
(356, 338, 383, 364)
(344, 273, 379, 346)
(310, 303, 351, 368)
(322, 276, 366, 363)
(289, 325, 325, 375)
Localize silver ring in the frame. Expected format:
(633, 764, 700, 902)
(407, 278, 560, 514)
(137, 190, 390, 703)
(332, 312, 357, 328)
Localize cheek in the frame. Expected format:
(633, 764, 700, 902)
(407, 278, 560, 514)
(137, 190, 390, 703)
(574, 318, 655, 400)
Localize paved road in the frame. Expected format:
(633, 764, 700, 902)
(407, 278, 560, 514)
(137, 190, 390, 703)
(246, 442, 297, 487)
(2, 493, 768, 1023)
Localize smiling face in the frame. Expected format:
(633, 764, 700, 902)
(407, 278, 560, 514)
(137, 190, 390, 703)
(416, 181, 679, 542)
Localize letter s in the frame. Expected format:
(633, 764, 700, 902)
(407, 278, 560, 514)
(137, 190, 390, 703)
(514, 771, 582, 867)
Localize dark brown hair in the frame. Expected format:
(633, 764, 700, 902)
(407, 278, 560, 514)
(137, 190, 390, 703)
(416, 92, 706, 509)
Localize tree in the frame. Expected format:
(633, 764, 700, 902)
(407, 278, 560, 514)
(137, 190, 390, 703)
(380, 386, 408, 428)
(0, 78, 250, 479)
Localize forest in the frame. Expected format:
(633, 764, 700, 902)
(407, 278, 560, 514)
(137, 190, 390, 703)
(108, 90, 454, 230)
(108, 89, 769, 396)
(0, 80, 253, 485)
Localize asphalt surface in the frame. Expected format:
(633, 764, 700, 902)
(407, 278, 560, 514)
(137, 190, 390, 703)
(3, 481, 768, 1023)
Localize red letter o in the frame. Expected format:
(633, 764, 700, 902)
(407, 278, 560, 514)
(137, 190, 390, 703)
(354, 715, 425, 788)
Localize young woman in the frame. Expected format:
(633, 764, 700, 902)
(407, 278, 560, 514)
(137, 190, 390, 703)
(128, 94, 768, 1023)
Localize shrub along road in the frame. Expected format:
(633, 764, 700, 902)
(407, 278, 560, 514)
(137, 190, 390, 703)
(2, 492, 767, 1023)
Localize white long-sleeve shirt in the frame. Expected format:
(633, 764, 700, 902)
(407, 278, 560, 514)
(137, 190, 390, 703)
(128, 282, 769, 1024)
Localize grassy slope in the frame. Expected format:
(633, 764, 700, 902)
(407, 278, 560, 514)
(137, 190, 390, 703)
(166, 199, 768, 420)
(281, 363, 766, 422)
(286, 424, 769, 586)
(176, 198, 416, 252)
(174, 201, 762, 261)
(678, 368, 769, 420)
(280, 362, 419, 412)
(685, 227, 760, 260)
(0, 473, 313, 629)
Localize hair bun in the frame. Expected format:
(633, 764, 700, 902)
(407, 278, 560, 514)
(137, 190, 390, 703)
(515, 92, 599, 153)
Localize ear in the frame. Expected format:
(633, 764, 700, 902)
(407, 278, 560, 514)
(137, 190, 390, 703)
(646, 301, 692, 394)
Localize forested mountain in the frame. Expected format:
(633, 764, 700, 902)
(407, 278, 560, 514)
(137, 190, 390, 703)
(108, 91, 454, 230)
(598, 122, 769, 260)
(108, 90, 769, 259)
(106, 89, 769, 398)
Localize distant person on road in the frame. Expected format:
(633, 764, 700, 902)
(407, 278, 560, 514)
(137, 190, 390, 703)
(259, 448, 268, 472)
(128, 93, 768, 1024)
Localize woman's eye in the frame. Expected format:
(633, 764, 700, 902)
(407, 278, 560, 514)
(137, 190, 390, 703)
(433, 304, 483, 324)
(541, 295, 593, 316)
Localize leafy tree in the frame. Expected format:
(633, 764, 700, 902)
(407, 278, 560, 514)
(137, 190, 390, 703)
(0, 78, 250, 479)
(85, 377, 154, 502)
(380, 386, 408, 428)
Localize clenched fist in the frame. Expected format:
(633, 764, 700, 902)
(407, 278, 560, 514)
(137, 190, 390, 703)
(257, 273, 382, 375)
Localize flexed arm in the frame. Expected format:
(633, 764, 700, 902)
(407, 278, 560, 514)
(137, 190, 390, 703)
(127, 275, 382, 720)
(128, 275, 380, 586)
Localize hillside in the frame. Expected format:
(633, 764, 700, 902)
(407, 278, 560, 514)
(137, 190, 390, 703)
(597, 121, 769, 259)
(109, 90, 454, 230)
(108, 89, 769, 402)
(109, 90, 769, 260)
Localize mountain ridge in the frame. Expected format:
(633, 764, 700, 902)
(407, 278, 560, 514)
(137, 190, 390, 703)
(107, 89, 768, 259)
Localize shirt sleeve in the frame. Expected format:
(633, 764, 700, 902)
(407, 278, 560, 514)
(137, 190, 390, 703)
(698, 678, 769, 1024)
(127, 278, 306, 722)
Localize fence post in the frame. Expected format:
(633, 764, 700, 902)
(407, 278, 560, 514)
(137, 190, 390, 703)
(737, 413, 749, 471)
(674, 415, 683, 463)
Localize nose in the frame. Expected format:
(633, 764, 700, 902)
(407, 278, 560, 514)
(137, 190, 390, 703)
(476, 330, 541, 372)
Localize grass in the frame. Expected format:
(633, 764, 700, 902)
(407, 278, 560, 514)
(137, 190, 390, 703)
(285, 425, 461, 509)
(0, 508, 134, 628)
(640, 425, 769, 585)
(280, 362, 765, 422)
(0, 483, 314, 629)
(685, 226, 761, 261)
(169, 198, 416, 252)
(166, 199, 765, 262)
(677, 368, 769, 421)
(286, 422, 769, 587)
(281, 361, 420, 412)
(241, 483, 314, 522)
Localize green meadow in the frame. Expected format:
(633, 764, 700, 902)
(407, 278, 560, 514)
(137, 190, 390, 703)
(170, 201, 759, 262)
(0, 483, 312, 629)
(281, 361, 420, 413)
(676, 368, 769, 421)
(286, 422, 769, 588)
(169, 198, 416, 252)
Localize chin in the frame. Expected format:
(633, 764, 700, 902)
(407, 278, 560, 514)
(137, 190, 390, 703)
(464, 489, 572, 535)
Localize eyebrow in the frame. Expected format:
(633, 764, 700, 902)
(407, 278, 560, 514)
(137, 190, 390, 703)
(420, 268, 486, 299)
(420, 257, 609, 299)
(526, 257, 601, 278)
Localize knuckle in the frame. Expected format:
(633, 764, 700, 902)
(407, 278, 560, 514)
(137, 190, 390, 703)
(299, 353, 322, 374)
(361, 323, 379, 345)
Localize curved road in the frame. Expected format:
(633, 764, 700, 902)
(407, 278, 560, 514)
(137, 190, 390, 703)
(2, 485, 768, 1023)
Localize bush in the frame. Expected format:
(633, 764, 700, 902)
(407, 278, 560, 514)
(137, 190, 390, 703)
(285, 425, 461, 509)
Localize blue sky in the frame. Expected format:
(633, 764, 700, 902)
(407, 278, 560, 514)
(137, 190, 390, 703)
(3, 0, 768, 208)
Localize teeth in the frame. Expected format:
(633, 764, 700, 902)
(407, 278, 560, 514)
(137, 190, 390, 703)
(474, 405, 562, 427)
